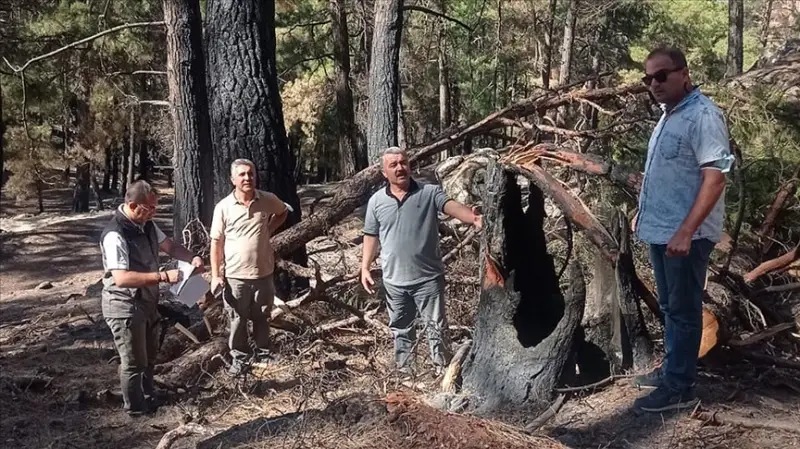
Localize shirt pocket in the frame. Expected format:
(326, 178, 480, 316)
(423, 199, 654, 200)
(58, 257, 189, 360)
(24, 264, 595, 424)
(658, 130, 682, 160)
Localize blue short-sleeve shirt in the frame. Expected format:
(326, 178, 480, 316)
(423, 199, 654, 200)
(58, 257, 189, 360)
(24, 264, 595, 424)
(636, 88, 734, 245)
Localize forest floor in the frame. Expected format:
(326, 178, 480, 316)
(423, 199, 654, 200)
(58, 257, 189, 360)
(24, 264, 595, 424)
(1, 174, 799, 449)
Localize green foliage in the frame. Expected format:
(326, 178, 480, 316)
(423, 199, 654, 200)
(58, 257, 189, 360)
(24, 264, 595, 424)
(711, 85, 800, 237)
(630, 0, 762, 82)
(2, 0, 166, 200)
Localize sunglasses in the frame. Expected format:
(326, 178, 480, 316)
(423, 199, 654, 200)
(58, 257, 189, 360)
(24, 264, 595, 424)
(641, 66, 684, 85)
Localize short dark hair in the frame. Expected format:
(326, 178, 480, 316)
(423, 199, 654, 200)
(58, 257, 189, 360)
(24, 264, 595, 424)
(125, 180, 155, 204)
(645, 47, 688, 69)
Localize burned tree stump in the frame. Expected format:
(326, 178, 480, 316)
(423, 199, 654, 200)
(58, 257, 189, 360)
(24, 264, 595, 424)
(461, 161, 586, 414)
(610, 209, 655, 372)
(573, 209, 655, 382)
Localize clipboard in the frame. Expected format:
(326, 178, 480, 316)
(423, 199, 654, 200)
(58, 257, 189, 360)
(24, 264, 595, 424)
(169, 260, 210, 306)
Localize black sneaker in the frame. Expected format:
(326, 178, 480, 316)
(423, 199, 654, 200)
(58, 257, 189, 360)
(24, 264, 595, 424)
(632, 367, 663, 390)
(634, 386, 699, 413)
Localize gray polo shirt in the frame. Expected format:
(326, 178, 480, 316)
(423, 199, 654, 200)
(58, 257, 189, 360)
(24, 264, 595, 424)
(363, 179, 451, 287)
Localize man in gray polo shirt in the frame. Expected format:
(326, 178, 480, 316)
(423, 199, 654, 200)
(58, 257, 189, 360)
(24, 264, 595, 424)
(361, 147, 482, 375)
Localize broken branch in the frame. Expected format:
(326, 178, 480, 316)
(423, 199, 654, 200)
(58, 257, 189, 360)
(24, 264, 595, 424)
(4, 21, 166, 73)
(693, 410, 800, 434)
(155, 423, 220, 449)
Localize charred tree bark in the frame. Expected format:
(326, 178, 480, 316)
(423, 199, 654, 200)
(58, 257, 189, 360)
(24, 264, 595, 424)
(611, 209, 654, 372)
(366, 0, 403, 162)
(329, 0, 364, 177)
(164, 0, 215, 236)
(0, 80, 4, 187)
(462, 161, 586, 414)
(206, 0, 308, 296)
(726, 0, 744, 78)
(72, 162, 91, 212)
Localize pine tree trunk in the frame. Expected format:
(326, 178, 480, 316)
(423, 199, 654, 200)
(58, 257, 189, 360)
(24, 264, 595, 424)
(366, 0, 404, 163)
(558, 0, 577, 86)
(112, 151, 120, 193)
(206, 0, 308, 296)
(138, 140, 150, 181)
(72, 162, 91, 213)
(102, 146, 112, 192)
(329, 0, 363, 178)
(127, 107, 136, 188)
(91, 170, 105, 210)
(164, 0, 215, 236)
(726, 0, 744, 77)
(541, 0, 557, 90)
(0, 80, 4, 188)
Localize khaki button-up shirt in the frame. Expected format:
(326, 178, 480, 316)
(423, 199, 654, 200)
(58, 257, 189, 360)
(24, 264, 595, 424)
(210, 190, 288, 279)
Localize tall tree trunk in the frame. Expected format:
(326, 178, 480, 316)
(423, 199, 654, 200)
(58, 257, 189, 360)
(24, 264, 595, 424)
(365, 0, 404, 163)
(102, 146, 112, 192)
(541, 0, 557, 90)
(329, 0, 363, 178)
(438, 25, 451, 134)
(558, 0, 577, 86)
(759, 0, 774, 51)
(138, 139, 150, 181)
(112, 151, 120, 192)
(127, 107, 136, 188)
(164, 0, 215, 236)
(72, 162, 91, 213)
(556, 0, 577, 126)
(397, 88, 407, 149)
(438, 20, 451, 159)
(726, 0, 744, 77)
(0, 80, 4, 189)
(91, 169, 105, 210)
(206, 0, 308, 296)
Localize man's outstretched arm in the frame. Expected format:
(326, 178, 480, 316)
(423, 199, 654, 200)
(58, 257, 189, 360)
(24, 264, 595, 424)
(443, 200, 482, 230)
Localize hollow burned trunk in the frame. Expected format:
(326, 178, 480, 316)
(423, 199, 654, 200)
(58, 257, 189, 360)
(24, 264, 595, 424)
(461, 161, 586, 414)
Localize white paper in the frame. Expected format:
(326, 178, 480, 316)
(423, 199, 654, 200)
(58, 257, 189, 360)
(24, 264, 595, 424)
(169, 261, 210, 306)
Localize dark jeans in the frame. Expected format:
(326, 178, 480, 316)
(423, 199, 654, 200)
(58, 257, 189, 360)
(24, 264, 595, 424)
(649, 238, 714, 392)
(106, 309, 159, 413)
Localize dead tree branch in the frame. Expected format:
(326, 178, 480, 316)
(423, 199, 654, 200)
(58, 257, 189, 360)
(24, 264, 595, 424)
(155, 423, 221, 449)
(3, 21, 166, 73)
(403, 5, 473, 32)
(693, 410, 800, 434)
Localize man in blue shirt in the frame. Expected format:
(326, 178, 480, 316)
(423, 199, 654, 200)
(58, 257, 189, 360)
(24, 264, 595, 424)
(632, 47, 734, 413)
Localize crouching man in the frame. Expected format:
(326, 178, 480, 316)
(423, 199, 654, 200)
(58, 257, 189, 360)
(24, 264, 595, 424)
(100, 180, 204, 417)
(361, 147, 482, 376)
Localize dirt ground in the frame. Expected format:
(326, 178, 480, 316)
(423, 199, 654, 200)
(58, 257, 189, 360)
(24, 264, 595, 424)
(2, 177, 799, 449)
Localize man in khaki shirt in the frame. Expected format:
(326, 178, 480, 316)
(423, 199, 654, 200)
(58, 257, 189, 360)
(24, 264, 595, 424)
(210, 158, 288, 375)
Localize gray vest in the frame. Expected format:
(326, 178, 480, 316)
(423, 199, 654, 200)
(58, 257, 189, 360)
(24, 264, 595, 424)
(100, 209, 160, 318)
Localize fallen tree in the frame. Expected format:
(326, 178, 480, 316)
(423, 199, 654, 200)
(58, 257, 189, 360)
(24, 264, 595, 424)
(271, 83, 648, 258)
